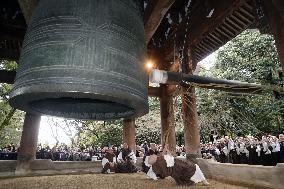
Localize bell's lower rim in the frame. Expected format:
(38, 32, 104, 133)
(29, 97, 135, 120)
(9, 91, 148, 120)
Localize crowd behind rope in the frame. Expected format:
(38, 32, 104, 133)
(201, 134, 284, 166)
(0, 143, 163, 160)
(0, 143, 103, 161)
(1, 134, 284, 166)
(0, 142, 185, 161)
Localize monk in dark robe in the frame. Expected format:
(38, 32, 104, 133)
(101, 148, 118, 174)
(145, 146, 209, 186)
(116, 143, 139, 173)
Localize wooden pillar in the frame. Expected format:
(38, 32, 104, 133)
(262, 0, 284, 72)
(160, 84, 176, 154)
(182, 86, 200, 159)
(18, 0, 38, 25)
(16, 113, 41, 175)
(15, 0, 40, 176)
(181, 47, 201, 161)
(122, 118, 136, 152)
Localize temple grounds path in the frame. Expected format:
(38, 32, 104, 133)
(0, 173, 252, 189)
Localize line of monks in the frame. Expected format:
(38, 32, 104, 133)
(101, 143, 209, 186)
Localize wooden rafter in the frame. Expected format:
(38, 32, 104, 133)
(144, 0, 176, 44)
(161, 0, 251, 61)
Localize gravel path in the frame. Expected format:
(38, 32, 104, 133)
(0, 173, 250, 189)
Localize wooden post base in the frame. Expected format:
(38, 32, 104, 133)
(15, 113, 41, 175)
(122, 119, 136, 152)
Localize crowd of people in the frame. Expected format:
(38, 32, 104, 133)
(1, 134, 284, 167)
(0, 142, 182, 161)
(3, 135, 284, 186)
(0, 143, 17, 160)
(201, 134, 284, 166)
(0, 143, 102, 161)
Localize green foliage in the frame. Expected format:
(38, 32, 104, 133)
(0, 108, 24, 147)
(0, 61, 24, 147)
(95, 121, 123, 147)
(176, 130, 184, 146)
(77, 120, 123, 148)
(136, 97, 161, 144)
(197, 29, 284, 139)
(0, 95, 24, 147)
(0, 60, 18, 71)
(214, 30, 280, 84)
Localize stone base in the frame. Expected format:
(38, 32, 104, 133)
(0, 158, 283, 189)
(196, 159, 284, 189)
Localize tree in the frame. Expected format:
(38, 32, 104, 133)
(0, 61, 25, 147)
(197, 29, 284, 139)
(78, 120, 123, 147)
(47, 118, 60, 147)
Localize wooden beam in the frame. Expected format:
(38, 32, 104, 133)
(144, 0, 176, 44)
(18, 0, 38, 25)
(148, 86, 161, 97)
(0, 24, 26, 40)
(262, 0, 284, 72)
(272, 0, 284, 20)
(0, 49, 20, 61)
(169, 61, 180, 72)
(0, 70, 16, 84)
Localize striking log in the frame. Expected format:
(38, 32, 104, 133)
(150, 69, 265, 94)
(15, 113, 41, 175)
(123, 119, 136, 152)
(160, 84, 176, 154)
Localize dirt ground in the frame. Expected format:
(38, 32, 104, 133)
(0, 173, 251, 189)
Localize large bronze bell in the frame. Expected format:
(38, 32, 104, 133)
(9, 0, 148, 119)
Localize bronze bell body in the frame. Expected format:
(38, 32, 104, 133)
(9, 0, 148, 119)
